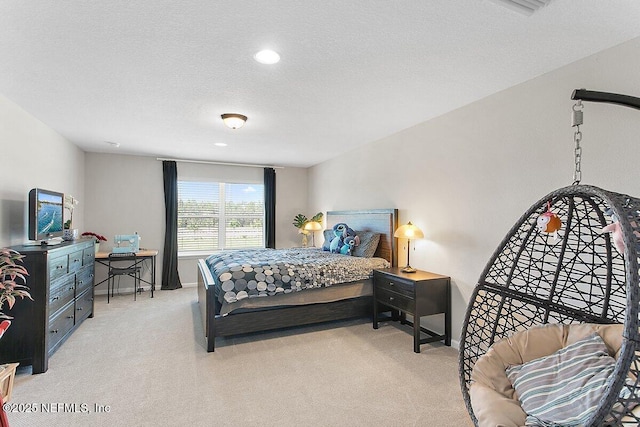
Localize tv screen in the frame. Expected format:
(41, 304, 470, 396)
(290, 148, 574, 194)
(28, 188, 65, 242)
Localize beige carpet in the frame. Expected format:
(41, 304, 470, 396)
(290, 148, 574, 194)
(7, 286, 472, 427)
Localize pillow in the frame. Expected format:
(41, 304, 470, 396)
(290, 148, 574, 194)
(505, 332, 619, 426)
(351, 231, 380, 258)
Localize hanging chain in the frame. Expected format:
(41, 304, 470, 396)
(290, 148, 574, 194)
(572, 100, 584, 185)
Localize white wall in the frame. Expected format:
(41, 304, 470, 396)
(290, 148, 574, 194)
(0, 94, 85, 248)
(84, 153, 165, 293)
(84, 154, 309, 287)
(308, 37, 640, 346)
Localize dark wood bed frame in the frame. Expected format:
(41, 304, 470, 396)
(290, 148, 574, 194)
(197, 208, 398, 351)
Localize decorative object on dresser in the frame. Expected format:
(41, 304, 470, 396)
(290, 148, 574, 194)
(373, 267, 451, 353)
(81, 231, 107, 255)
(198, 209, 398, 351)
(62, 194, 79, 241)
(393, 222, 424, 273)
(1, 240, 95, 374)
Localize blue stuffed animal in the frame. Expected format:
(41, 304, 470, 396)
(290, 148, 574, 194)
(340, 235, 359, 255)
(329, 223, 348, 253)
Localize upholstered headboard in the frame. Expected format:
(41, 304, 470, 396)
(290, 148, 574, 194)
(325, 209, 398, 267)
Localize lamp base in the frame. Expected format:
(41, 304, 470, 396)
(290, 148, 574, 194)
(401, 266, 417, 273)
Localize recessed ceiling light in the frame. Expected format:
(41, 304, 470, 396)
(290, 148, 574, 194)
(215, 143, 227, 147)
(254, 49, 280, 65)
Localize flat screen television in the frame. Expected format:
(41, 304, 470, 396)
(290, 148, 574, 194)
(28, 188, 65, 243)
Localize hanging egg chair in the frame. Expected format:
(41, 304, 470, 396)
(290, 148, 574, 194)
(459, 90, 640, 427)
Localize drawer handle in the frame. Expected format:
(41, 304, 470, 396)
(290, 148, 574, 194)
(389, 296, 395, 301)
(66, 315, 74, 319)
(389, 282, 395, 286)
(77, 307, 83, 311)
(73, 259, 80, 263)
(68, 286, 75, 291)
(51, 329, 58, 334)
(56, 265, 64, 270)
(78, 280, 83, 285)
(51, 296, 59, 301)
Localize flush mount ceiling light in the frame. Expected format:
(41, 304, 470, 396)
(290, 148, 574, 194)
(221, 113, 247, 129)
(214, 142, 227, 147)
(254, 49, 280, 65)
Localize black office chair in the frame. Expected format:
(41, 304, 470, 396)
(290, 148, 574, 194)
(107, 252, 142, 303)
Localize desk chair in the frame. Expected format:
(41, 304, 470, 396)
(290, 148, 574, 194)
(107, 252, 141, 303)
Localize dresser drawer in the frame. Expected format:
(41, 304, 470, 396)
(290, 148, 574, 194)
(75, 289, 93, 323)
(49, 256, 68, 281)
(82, 247, 95, 266)
(48, 302, 75, 352)
(49, 279, 75, 317)
(376, 287, 414, 313)
(76, 266, 94, 295)
(374, 272, 415, 298)
(68, 250, 84, 273)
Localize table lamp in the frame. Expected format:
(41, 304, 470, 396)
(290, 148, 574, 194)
(394, 221, 424, 273)
(304, 221, 323, 247)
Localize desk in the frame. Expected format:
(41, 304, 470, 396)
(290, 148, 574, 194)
(95, 249, 158, 297)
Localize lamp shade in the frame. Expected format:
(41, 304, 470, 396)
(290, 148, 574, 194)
(304, 221, 323, 231)
(221, 113, 247, 129)
(394, 222, 424, 239)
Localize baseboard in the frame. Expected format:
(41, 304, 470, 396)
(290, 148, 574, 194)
(94, 281, 197, 295)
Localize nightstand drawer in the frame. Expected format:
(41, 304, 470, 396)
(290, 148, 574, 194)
(376, 288, 414, 313)
(373, 272, 414, 298)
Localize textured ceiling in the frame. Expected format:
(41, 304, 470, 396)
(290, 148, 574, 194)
(1, 1, 640, 168)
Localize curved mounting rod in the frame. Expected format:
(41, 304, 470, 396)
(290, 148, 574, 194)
(572, 89, 640, 110)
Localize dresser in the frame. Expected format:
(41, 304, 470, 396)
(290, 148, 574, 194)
(2, 239, 95, 374)
(373, 267, 451, 353)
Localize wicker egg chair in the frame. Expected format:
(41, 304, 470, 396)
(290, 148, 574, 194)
(459, 90, 640, 427)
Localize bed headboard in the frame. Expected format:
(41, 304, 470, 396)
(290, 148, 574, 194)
(325, 209, 398, 267)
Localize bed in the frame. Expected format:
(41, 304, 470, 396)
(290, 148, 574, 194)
(197, 209, 398, 351)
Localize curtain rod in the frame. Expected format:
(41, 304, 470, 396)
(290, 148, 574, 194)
(156, 157, 285, 169)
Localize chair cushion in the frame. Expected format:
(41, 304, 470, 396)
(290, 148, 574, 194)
(506, 332, 617, 426)
(469, 323, 624, 427)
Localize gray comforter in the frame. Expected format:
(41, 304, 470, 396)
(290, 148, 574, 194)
(206, 247, 390, 305)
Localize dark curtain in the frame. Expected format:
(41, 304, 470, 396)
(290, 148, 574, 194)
(264, 167, 276, 249)
(162, 161, 182, 290)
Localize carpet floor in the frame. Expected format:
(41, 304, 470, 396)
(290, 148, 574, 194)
(7, 286, 472, 427)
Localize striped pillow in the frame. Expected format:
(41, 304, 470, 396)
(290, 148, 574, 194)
(505, 332, 615, 426)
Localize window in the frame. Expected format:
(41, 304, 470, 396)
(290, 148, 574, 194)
(177, 181, 264, 252)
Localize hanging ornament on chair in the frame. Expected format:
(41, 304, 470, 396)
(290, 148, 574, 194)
(602, 208, 625, 254)
(537, 201, 562, 239)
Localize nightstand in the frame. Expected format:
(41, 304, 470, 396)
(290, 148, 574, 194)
(373, 267, 451, 353)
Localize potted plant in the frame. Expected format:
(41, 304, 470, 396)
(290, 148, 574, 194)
(63, 195, 79, 240)
(81, 232, 107, 254)
(0, 248, 32, 407)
